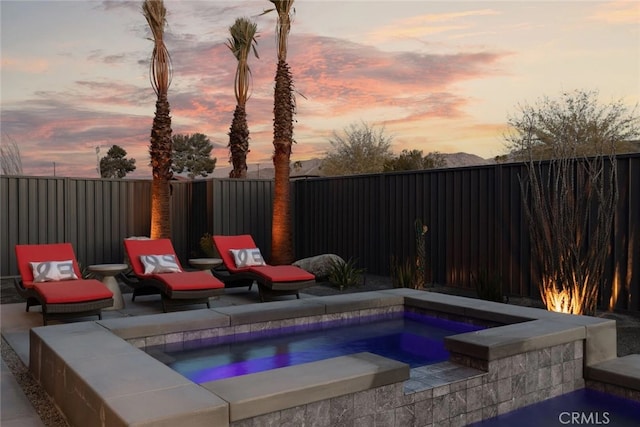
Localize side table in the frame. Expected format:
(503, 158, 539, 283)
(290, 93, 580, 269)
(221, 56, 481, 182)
(188, 258, 223, 276)
(88, 263, 128, 310)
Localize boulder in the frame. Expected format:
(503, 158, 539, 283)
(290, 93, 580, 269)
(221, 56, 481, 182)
(293, 254, 345, 280)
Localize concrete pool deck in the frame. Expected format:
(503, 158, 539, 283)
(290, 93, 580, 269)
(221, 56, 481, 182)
(1, 286, 638, 426)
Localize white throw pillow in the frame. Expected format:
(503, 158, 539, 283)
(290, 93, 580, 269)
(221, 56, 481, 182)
(139, 254, 182, 274)
(230, 248, 266, 268)
(30, 260, 79, 282)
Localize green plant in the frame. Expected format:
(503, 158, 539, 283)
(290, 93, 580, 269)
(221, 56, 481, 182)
(328, 257, 365, 291)
(199, 233, 217, 257)
(390, 256, 418, 289)
(472, 269, 504, 302)
(414, 218, 428, 287)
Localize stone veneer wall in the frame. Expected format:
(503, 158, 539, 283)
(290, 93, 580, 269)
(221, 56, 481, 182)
(128, 303, 589, 427)
(449, 341, 585, 424)
(126, 306, 405, 350)
(227, 340, 585, 427)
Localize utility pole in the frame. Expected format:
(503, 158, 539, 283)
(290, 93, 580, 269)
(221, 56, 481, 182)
(96, 146, 101, 176)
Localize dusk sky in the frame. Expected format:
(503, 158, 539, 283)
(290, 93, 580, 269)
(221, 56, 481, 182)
(1, 0, 638, 179)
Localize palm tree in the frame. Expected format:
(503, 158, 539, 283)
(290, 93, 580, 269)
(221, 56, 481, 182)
(267, 0, 296, 264)
(142, 0, 173, 239)
(226, 17, 259, 179)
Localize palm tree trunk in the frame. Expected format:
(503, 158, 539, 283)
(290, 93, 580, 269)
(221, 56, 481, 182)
(271, 59, 294, 264)
(150, 178, 171, 239)
(149, 94, 172, 239)
(229, 105, 249, 178)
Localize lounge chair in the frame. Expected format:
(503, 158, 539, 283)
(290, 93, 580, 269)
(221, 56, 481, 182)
(121, 238, 224, 311)
(14, 243, 114, 325)
(212, 234, 316, 302)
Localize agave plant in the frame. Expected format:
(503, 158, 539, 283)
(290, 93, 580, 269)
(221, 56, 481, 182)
(390, 256, 418, 289)
(328, 257, 365, 291)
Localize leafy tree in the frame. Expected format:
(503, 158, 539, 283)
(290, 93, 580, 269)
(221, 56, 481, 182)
(227, 17, 259, 178)
(143, 0, 173, 239)
(383, 149, 446, 171)
(99, 145, 136, 178)
(321, 121, 393, 176)
(265, 0, 296, 265)
(171, 133, 217, 179)
(509, 90, 632, 315)
(505, 89, 639, 160)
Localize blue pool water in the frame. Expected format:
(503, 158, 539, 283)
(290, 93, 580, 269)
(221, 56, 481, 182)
(149, 311, 484, 383)
(471, 388, 640, 427)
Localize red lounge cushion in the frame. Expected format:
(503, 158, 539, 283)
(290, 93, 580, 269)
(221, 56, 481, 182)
(248, 265, 315, 282)
(33, 280, 113, 304)
(151, 271, 224, 291)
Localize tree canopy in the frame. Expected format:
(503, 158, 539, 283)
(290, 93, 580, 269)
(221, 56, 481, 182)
(99, 145, 136, 178)
(321, 122, 394, 176)
(383, 149, 446, 171)
(504, 89, 640, 160)
(171, 133, 217, 179)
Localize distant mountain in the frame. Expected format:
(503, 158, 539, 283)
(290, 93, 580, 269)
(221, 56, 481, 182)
(441, 152, 495, 168)
(240, 154, 495, 179)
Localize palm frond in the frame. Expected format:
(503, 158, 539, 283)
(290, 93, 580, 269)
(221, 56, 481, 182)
(268, 0, 295, 60)
(226, 17, 259, 103)
(142, 0, 172, 96)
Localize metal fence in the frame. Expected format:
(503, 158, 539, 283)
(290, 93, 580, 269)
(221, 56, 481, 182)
(1, 153, 638, 312)
(293, 154, 639, 312)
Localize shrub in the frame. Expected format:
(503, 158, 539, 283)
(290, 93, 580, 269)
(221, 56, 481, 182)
(198, 233, 217, 257)
(328, 257, 365, 291)
(390, 256, 418, 289)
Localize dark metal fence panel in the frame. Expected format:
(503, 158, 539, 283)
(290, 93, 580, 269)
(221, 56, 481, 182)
(293, 154, 639, 311)
(211, 179, 274, 259)
(604, 156, 640, 312)
(65, 178, 155, 267)
(2, 154, 638, 314)
(188, 179, 215, 257)
(168, 181, 192, 263)
(294, 175, 387, 272)
(1, 177, 67, 275)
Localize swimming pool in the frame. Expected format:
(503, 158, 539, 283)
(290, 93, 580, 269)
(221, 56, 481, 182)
(147, 311, 485, 383)
(471, 388, 640, 427)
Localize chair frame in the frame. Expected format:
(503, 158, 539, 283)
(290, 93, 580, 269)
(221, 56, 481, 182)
(121, 239, 224, 312)
(212, 235, 316, 302)
(14, 243, 114, 325)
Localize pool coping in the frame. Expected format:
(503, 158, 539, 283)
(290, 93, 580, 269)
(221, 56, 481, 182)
(29, 289, 618, 426)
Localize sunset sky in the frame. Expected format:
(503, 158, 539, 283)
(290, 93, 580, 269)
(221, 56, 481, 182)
(1, 0, 638, 179)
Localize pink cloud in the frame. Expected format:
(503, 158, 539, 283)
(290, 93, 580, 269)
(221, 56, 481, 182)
(4, 27, 507, 178)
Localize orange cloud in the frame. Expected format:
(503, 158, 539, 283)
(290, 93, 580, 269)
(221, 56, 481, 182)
(589, 0, 639, 24)
(1, 56, 49, 73)
(368, 9, 501, 41)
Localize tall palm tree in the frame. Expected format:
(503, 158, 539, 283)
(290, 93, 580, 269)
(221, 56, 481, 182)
(268, 0, 296, 264)
(226, 17, 259, 179)
(142, 0, 173, 239)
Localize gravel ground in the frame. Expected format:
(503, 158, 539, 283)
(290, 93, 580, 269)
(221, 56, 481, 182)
(2, 275, 639, 426)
